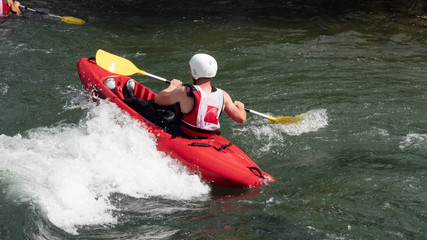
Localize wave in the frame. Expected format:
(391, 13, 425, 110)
(278, 109, 328, 136)
(0, 82, 8, 95)
(399, 133, 427, 150)
(0, 100, 209, 234)
(232, 109, 328, 156)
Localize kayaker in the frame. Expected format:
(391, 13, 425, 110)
(1, 0, 21, 16)
(155, 53, 246, 138)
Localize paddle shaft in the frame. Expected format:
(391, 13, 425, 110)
(138, 66, 296, 123)
(143, 71, 272, 120)
(96, 49, 301, 124)
(144, 72, 170, 84)
(144, 72, 273, 121)
(244, 108, 270, 119)
(20, 5, 58, 17)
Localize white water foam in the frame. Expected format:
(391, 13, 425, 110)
(276, 109, 328, 136)
(247, 109, 328, 139)
(399, 133, 427, 150)
(235, 109, 328, 154)
(0, 100, 209, 234)
(0, 82, 8, 95)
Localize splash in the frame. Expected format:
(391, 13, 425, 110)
(0, 82, 8, 95)
(246, 109, 328, 139)
(399, 133, 427, 150)
(276, 109, 328, 136)
(235, 109, 328, 155)
(0, 100, 209, 234)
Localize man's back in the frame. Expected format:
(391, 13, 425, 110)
(155, 53, 246, 137)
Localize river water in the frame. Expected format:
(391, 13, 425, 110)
(0, 0, 426, 239)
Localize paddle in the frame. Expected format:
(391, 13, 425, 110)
(244, 108, 303, 124)
(96, 49, 170, 83)
(95, 49, 304, 125)
(20, 5, 85, 25)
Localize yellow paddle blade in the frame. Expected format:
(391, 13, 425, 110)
(96, 49, 146, 76)
(267, 115, 304, 125)
(57, 16, 86, 25)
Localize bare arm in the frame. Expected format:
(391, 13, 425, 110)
(222, 90, 246, 123)
(155, 79, 193, 113)
(155, 79, 183, 105)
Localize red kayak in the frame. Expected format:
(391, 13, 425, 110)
(77, 57, 274, 188)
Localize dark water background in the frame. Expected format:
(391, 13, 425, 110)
(0, 0, 426, 239)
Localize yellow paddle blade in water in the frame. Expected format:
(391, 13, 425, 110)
(58, 16, 86, 25)
(245, 108, 304, 125)
(267, 115, 304, 124)
(96, 49, 147, 76)
(20, 5, 85, 25)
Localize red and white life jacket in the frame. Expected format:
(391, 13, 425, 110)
(180, 84, 224, 137)
(1, 0, 11, 15)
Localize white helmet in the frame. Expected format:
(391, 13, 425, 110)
(189, 53, 217, 80)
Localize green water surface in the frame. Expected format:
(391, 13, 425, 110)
(0, 0, 426, 239)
